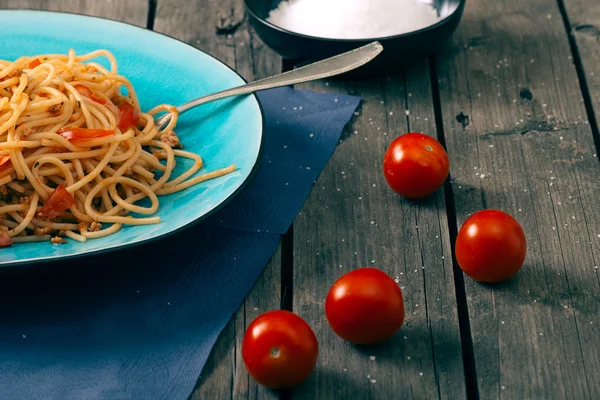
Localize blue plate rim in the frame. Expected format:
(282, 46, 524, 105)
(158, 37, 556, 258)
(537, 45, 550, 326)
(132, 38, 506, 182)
(0, 9, 266, 269)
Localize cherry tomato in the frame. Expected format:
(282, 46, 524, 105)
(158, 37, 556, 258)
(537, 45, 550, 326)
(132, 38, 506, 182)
(455, 209, 526, 282)
(117, 102, 140, 131)
(242, 310, 318, 388)
(325, 268, 404, 344)
(383, 133, 450, 199)
(38, 185, 75, 219)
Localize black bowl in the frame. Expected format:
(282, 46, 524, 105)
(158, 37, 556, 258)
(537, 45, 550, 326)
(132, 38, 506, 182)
(245, 0, 466, 74)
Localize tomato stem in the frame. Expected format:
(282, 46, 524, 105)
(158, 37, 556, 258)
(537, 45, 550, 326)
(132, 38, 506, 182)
(270, 347, 281, 358)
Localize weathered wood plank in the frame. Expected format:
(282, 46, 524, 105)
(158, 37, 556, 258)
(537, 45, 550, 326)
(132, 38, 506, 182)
(154, 0, 280, 82)
(563, 0, 600, 138)
(153, 1, 282, 398)
(560, 3, 600, 394)
(0, 0, 148, 26)
(436, 0, 600, 397)
(292, 64, 465, 399)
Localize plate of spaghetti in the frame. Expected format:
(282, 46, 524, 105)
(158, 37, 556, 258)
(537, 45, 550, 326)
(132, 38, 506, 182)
(0, 10, 264, 266)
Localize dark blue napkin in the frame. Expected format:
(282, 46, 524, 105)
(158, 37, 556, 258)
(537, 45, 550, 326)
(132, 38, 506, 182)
(0, 87, 360, 400)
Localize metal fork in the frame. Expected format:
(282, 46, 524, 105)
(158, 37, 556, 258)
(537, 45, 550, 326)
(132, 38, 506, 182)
(154, 42, 383, 130)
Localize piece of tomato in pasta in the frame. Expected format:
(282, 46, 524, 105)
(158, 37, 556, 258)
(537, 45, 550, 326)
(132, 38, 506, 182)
(74, 84, 107, 105)
(38, 186, 75, 219)
(28, 59, 41, 69)
(57, 127, 114, 141)
(0, 156, 10, 169)
(0, 231, 12, 248)
(117, 102, 140, 131)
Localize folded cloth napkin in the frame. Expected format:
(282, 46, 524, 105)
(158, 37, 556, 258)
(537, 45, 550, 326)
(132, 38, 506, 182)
(0, 87, 360, 400)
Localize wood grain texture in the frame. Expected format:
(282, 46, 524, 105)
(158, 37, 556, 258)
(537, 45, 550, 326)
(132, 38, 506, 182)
(154, 0, 280, 83)
(292, 64, 465, 399)
(563, 0, 600, 133)
(153, 1, 282, 398)
(0, 0, 148, 26)
(436, 0, 600, 397)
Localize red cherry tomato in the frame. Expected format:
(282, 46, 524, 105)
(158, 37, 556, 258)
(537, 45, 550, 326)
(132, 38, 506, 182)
(325, 268, 405, 344)
(383, 133, 450, 199)
(242, 310, 318, 388)
(38, 185, 75, 219)
(455, 209, 527, 282)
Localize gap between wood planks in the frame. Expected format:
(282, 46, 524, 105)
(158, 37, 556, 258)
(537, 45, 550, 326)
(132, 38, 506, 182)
(279, 58, 296, 400)
(429, 57, 480, 400)
(146, 0, 157, 30)
(280, 58, 296, 316)
(555, 0, 600, 158)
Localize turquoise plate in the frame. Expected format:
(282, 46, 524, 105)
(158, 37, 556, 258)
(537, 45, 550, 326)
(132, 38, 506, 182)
(0, 10, 264, 267)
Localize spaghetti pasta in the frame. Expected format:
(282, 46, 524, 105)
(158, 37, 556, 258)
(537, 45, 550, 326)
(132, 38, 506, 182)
(0, 49, 235, 246)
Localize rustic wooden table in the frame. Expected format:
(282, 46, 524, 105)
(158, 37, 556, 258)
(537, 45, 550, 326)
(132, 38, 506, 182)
(4, 0, 599, 398)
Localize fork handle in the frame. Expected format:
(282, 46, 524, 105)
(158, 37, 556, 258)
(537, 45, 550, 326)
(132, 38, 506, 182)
(155, 42, 383, 129)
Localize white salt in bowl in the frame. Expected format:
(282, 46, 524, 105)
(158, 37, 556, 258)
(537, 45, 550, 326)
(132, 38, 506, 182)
(245, 0, 466, 74)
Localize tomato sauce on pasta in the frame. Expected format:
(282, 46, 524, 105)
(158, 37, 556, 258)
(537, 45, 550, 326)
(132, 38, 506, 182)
(0, 49, 235, 246)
